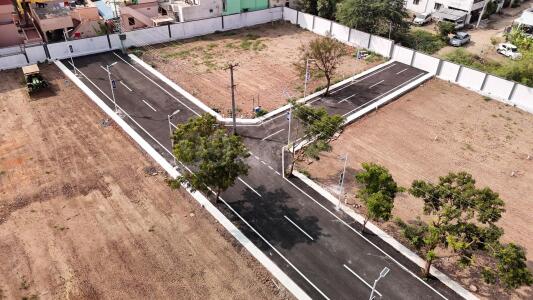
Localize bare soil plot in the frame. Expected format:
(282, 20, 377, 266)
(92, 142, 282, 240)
(139, 22, 382, 118)
(0, 65, 285, 300)
(297, 79, 533, 299)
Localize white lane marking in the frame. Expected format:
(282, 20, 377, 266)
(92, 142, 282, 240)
(275, 171, 281, 176)
(112, 52, 201, 116)
(343, 264, 383, 298)
(268, 165, 274, 171)
(99, 65, 107, 73)
(254, 155, 261, 160)
(396, 68, 408, 75)
(142, 99, 157, 112)
(120, 80, 133, 91)
(342, 72, 425, 118)
(238, 177, 262, 197)
(338, 93, 358, 104)
(330, 63, 397, 95)
(219, 197, 330, 300)
(281, 168, 447, 299)
(284, 215, 314, 241)
(170, 122, 178, 130)
(262, 128, 285, 141)
(368, 80, 385, 89)
(261, 160, 267, 165)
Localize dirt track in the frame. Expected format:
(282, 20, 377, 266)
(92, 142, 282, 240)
(299, 79, 533, 299)
(0, 65, 285, 299)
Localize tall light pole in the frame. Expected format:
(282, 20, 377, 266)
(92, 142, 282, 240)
(105, 62, 118, 112)
(303, 58, 315, 99)
(63, 28, 76, 75)
(112, 0, 126, 54)
(225, 63, 238, 135)
(369, 267, 390, 300)
(337, 154, 348, 210)
(168, 109, 180, 166)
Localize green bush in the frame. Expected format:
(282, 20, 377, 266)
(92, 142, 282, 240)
(437, 21, 455, 38)
(506, 26, 533, 51)
(401, 30, 446, 54)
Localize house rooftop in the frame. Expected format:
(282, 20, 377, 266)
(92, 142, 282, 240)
(433, 7, 467, 21)
(31, 3, 71, 20)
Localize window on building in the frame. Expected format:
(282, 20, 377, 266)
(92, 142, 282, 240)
(128, 17, 135, 26)
(413, 0, 420, 5)
(434, 3, 442, 10)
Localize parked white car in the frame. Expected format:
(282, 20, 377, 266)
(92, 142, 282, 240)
(497, 43, 522, 60)
(413, 13, 432, 26)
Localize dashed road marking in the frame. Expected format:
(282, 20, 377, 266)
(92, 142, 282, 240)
(262, 128, 285, 141)
(343, 264, 383, 298)
(238, 177, 262, 197)
(120, 80, 133, 91)
(396, 68, 408, 75)
(142, 99, 157, 112)
(368, 80, 385, 89)
(284, 215, 314, 241)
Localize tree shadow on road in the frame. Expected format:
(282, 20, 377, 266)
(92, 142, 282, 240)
(222, 185, 326, 251)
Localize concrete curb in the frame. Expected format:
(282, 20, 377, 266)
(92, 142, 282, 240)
(293, 172, 477, 300)
(54, 60, 311, 300)
(129, 52, 396, 125)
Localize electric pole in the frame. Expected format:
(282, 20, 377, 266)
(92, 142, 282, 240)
(226, 63, 238, 135)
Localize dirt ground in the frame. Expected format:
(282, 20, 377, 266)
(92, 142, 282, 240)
(0, 65, 286, 299)
(140, 22, 382, 118)
(298, 79, 533, 299)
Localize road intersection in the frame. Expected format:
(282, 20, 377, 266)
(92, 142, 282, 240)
(64, 52, 461, 300)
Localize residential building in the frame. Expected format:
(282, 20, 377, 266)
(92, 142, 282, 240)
(222, 0, 268, 15)
(0, 0, 24, 47)
(158, 0, 222, 22)
(405, 0, 494, 23)
(119, 0, 172, 31)
(29, 1, 73, 42)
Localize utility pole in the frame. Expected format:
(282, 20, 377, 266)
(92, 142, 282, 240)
(476, 0, 489, 28)
(112, 0, 126, 54)
(226, 63, 238, 135)
(337, 154, 348, 210)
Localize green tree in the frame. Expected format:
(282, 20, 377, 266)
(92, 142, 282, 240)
(297, 0, 318, 15)
(317, 0, 337, 20)
(296, 36, 348, 96)
(396, 171, 532, 290)
(355, 163, 403, 233)
(169, 114, 250, 202)
(482, 243, 533, 289)
(336, 0, 410, 40)
(436, 21, 456, 39)
(287, 104, 343, 175)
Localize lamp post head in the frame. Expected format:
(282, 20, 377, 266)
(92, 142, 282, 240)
(379, 267, 390, 279)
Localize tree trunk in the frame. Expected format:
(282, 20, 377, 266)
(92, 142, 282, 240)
(423, 259, 432, 278)
(361, 216, 369, 233)
(324, 75, 331, 96)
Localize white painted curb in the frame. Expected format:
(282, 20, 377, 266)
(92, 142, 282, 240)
(54, 60, 311, 300)
(292, 171, 477, 300)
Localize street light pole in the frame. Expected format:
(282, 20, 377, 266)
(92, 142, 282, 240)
(369, 267, 390, 300)
(303, 58, 314, 99)
(105, 62, 118, 112)
(337, 153, 348, 210)
(63, 28, 76, 75)
(167, 109, 180, 166)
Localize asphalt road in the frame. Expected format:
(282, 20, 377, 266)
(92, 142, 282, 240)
(65, 52, 462, 300)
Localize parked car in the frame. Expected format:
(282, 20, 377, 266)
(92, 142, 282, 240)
(497, 43, 522, 60)
(413, 13, 432, 25)
(449, 32, 470, 46)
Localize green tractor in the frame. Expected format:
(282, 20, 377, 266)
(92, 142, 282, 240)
(22, 64, 49, 94)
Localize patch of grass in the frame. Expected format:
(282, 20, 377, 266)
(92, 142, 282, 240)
(483, 96, 492, 102)
(20, 277, 30, 290)
(240, 39, 253, 50)
(298, 169, 312, 179)
(0, 170, 5, 177)
(245, 33, 260, 40)
(240, 34, 266, 51)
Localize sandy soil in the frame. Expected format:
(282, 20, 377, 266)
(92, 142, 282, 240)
(298, 79, 533, 299)
(140, 22, 382, 118)
(0, 65, 286, 300)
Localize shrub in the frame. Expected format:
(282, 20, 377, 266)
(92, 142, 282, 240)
(401, 30, 446, 54)
(436, 21, 455, 38)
